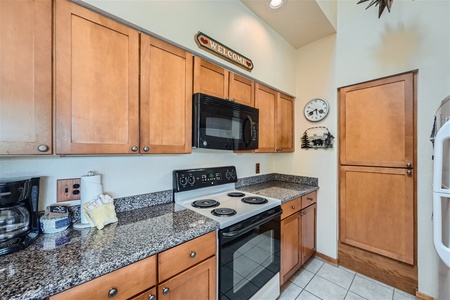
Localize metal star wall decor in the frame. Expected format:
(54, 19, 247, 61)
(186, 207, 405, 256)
(357, 0, 394, 18)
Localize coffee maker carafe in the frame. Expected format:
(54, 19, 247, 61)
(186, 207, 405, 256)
(0, 177, 40, 256)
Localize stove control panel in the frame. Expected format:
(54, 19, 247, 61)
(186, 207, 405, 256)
(173, 166, 237, 192)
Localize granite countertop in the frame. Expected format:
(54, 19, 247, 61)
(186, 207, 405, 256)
(1, 203, 218, 300)
(1, 175, 318, 300)
(238, 181, 319, 203)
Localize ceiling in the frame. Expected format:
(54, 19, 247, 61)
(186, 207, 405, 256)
(240, 0, 336, 49)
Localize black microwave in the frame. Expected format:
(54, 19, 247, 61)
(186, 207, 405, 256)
(193, 93, 259, 151)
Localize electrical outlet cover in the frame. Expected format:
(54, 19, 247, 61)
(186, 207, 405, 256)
(57, 178, 81, 202)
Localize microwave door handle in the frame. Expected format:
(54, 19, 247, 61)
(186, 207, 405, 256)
(243, 115, 254, 149)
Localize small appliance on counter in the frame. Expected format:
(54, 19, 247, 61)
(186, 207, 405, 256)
(0, 177, 40, 256)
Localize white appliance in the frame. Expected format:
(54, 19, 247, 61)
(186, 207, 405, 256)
(431, 95, 450, 299)
(173, 166, 281, 300)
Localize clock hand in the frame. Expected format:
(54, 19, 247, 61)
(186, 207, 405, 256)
(308, 109, 317, 116)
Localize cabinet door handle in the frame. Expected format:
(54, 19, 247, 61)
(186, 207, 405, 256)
(37, 144, 49, 152)
(131, 146, 138, 152)
(108, 287, 118, 298)
(148, 294, 156, 300)
(190, 251, 197, 258)
(143, 146, 150, 152)
(162, 287, 170, 296)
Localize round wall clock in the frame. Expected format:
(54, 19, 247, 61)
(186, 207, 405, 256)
(304, 98, 329, 122)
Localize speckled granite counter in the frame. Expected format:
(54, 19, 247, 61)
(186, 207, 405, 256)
(1, 203, 218, 300)
(2, 173, 317, 300)
(236, 173, 319, 203)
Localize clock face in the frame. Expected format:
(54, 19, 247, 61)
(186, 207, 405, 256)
(304, 98, 329, 122)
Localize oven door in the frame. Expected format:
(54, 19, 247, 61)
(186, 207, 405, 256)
(219, 207, 281, 300)
(193, 93, 258, 151)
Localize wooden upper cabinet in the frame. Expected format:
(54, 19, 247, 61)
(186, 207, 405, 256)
(55, 0, 139, 154)
(254, 84, 277, 153)
(140, 35, 192, 154)
(0, 0, 52, 155)
(228, 73, 255, 106)
(277, 93, 295, 152)
(193, 57, 229, 99)
(193, 57, 255, 106)
(339, 73, 414, 167)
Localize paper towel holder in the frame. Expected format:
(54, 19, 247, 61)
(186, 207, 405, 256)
(73, 171, 100, 229)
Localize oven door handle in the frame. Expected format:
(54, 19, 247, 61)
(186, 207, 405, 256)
(221, 210, 282, 241)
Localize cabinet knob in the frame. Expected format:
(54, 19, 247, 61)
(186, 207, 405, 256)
(307, 197, 314, 201)
(143, 146, 150, 152)
(37, 144, 49, 152)
(407, 170, 412, 175)
(300, 211, 306, 216)
(162, 287, 170, 296)
(131, 146, 138, 152)
(291, 206, 296, 209)
(190, 251, 197, 258)
(108, 287, 118, 298)
(406, 163, 412, 168)
(148, 294, 156, 300)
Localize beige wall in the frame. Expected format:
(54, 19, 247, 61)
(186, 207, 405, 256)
(277, 0, 449, 297)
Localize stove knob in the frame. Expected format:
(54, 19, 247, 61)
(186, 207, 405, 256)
(188, 176, 196, 185)
(179, 177, 187, 186)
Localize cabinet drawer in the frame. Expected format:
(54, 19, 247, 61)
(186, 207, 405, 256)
(49, 255, 156, 300)
(158, 231, 216, 282)
(301, 192, 317, 209)
(281, 198, 302, 219)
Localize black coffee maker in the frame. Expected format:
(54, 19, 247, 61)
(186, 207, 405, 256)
(0, 177, 40, 256)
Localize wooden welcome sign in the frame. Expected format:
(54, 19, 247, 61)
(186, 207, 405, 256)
(194, 32, 254, 72)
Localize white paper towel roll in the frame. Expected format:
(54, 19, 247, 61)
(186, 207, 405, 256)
(80, 174, 102, 225)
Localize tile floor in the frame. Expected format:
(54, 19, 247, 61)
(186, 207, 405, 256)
(278, 258, 416, 300)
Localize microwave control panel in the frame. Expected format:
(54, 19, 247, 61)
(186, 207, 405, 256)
(173, 166, 237, 192)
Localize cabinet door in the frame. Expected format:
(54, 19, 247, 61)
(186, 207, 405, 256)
(129, 287, 157, 300)
(229, 73, 254, 106)
(280, 212, 301, 285)
(301, 203, 317, 264)
(50, 256, 157, 300)
(339, 73, 414, 167)
(158, 256, 216, 300)
(255, 83, 277, 153)
(0, 0, 52, 154)
(193, 57, 229, 98)
(277, 93, 295, 152)
(340, 165, 414, 264)
(140, 35, 192, 154)
(55, 0, 139, 154)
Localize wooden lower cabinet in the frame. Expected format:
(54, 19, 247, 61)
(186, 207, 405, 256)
(280, 192, 317, 285)
(49, 256, 156, 300)
(158, 257, 216, 300)
(49, 232, 217, 300)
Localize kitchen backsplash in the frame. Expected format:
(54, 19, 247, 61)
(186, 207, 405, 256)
(67, 173, 318, 223)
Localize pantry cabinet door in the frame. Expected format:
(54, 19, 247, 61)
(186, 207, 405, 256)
(0, 0, 52, 154)
(140, 35, 192, 154)
(255, 84, 277, 152)
(340, 165, 414, 264)
(228, 73, 254, 107)
(339, 73, 414, 167)
(55, 0, 139, 154)
(277, 93, 295, 152)
(193, 57, 229, 99)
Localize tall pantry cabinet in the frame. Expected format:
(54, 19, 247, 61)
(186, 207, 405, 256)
(0, 0, 52, 154)
(338, 72, 417, 294)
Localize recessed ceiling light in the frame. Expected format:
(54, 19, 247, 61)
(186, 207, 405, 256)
(267, 0, 286, 10)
